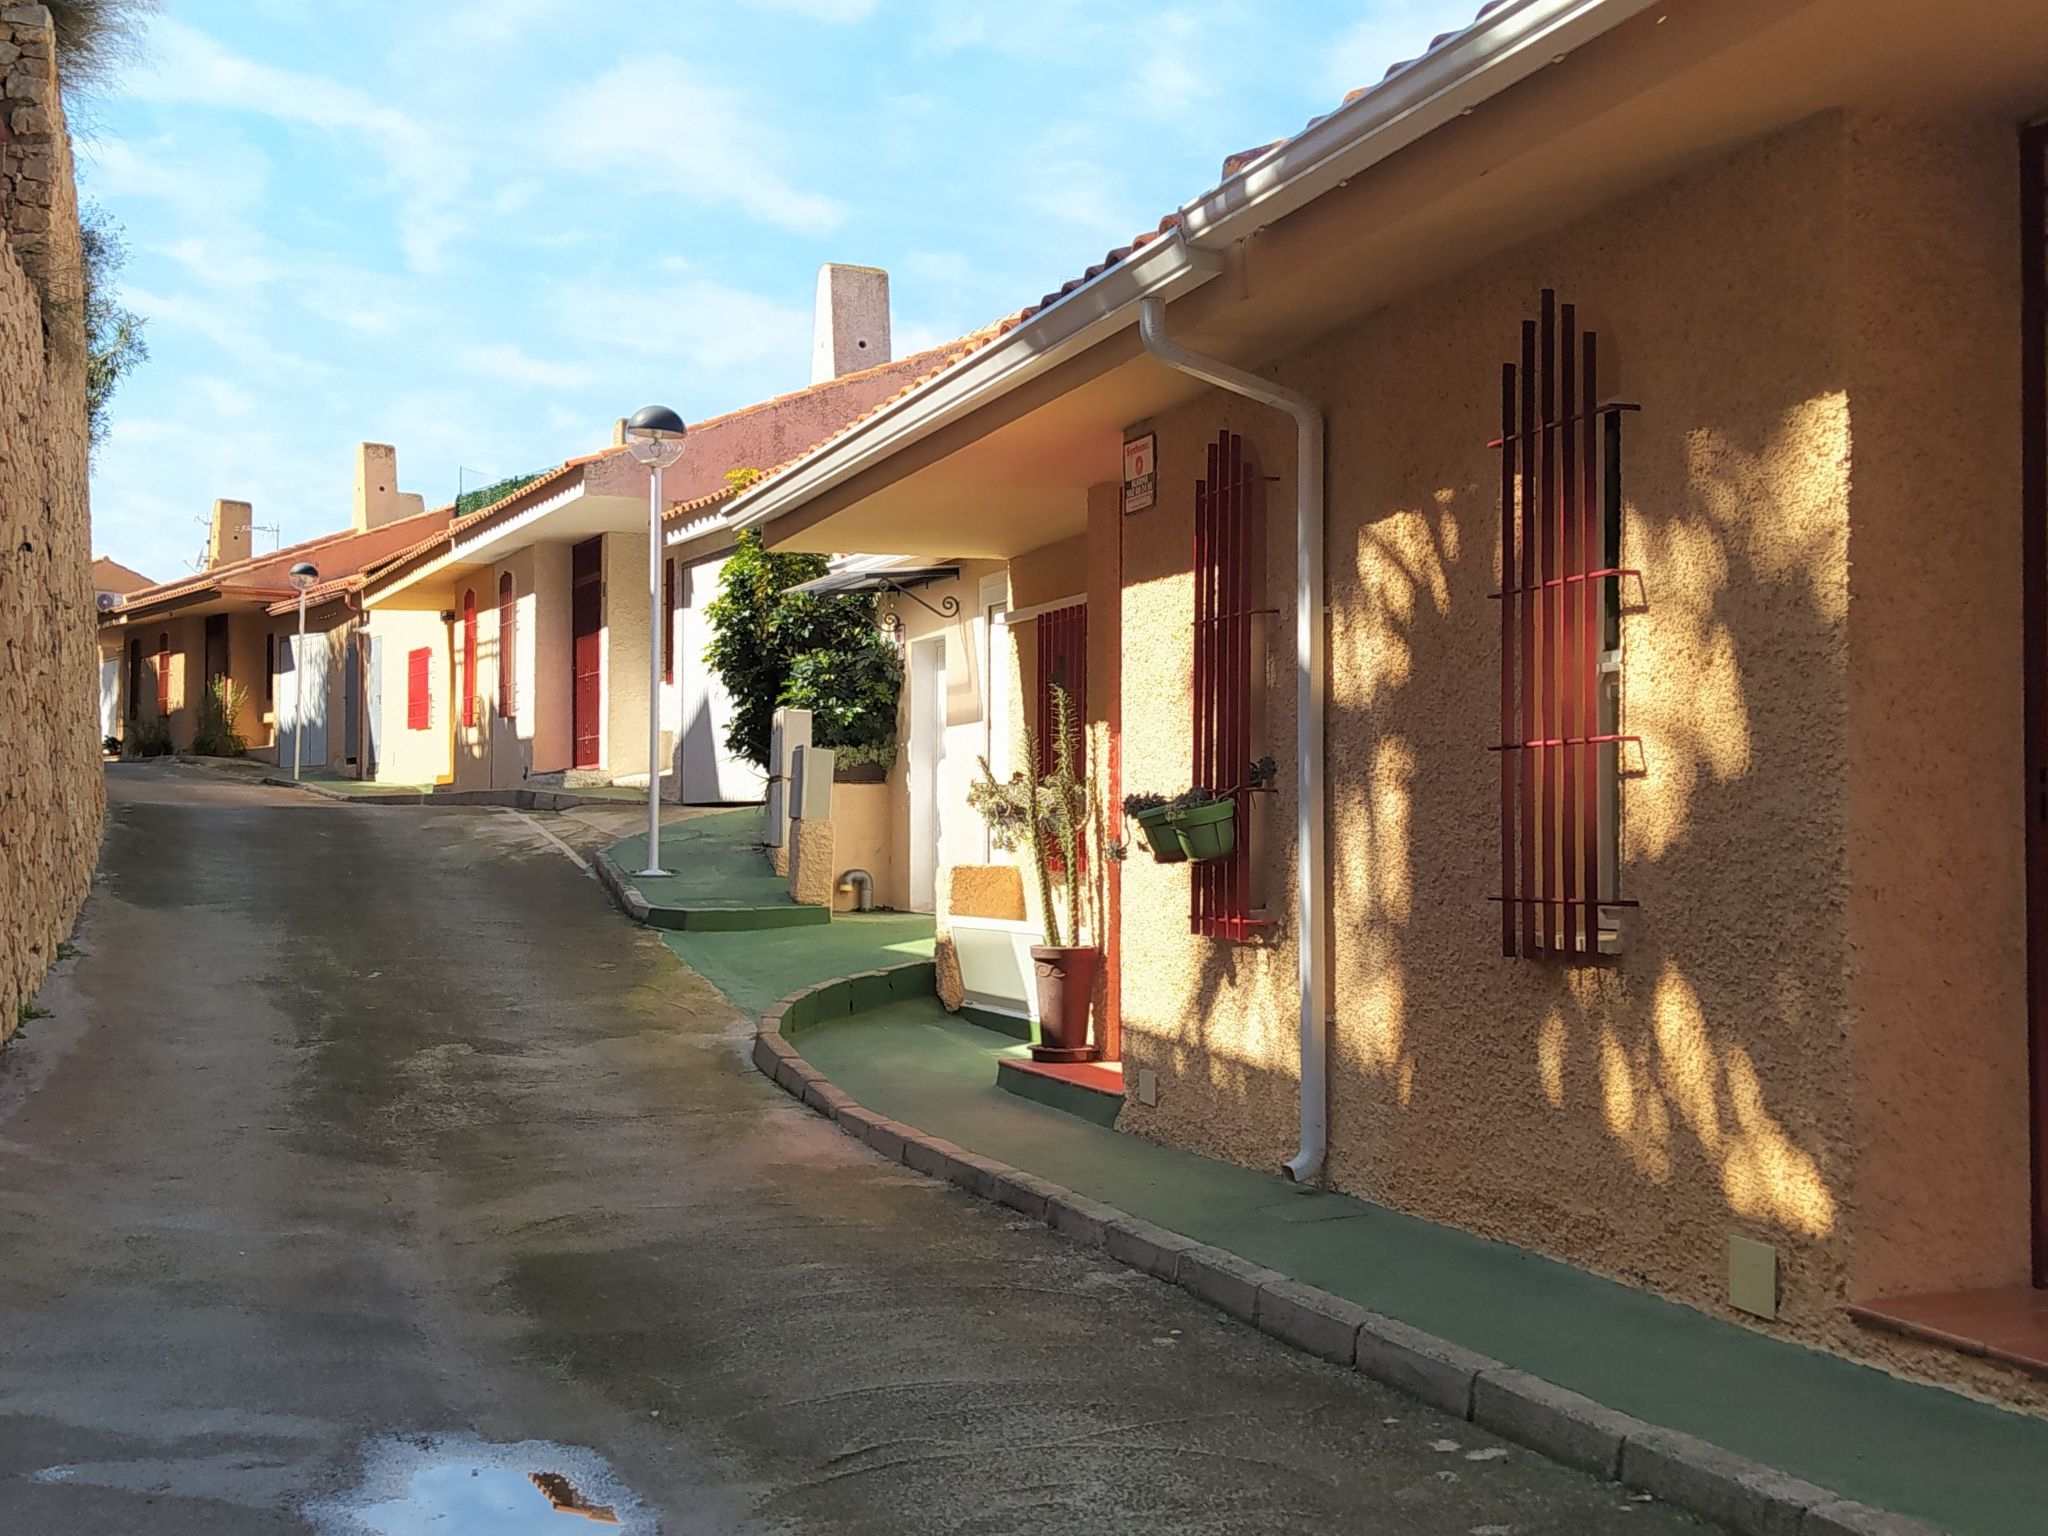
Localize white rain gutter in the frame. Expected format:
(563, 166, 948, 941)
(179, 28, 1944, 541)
(1174, 0, 1657, 247)
(1137, 295, 1327, 1185)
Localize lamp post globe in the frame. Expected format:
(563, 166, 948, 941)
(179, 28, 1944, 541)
(624, 406, 686, 876)
(623, 404, 688, 469)
(287, 563, 319, 782)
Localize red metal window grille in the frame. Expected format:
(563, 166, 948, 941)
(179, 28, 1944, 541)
(498, 572, 517, 719)
(264, 632, 275, 702)
(406, 647, 431, 731)
(662, 557, 676, 685)
(1034, 602, 1087, 774)
(155, 633, 170, 716)
(461, 588, 479, 728)
(127, 637, 141, 719)
(1494, 289, 1639, 958)
(1191, 429, 1267, 940)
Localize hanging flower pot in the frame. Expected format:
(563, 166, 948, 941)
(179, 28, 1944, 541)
(1170, 797, 1237, 862)
(1130, 803, 1186, 863)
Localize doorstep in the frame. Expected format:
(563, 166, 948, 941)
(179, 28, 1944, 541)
(994, 1056, 1123, 1128)
(1852, 1287, 2048, 1379)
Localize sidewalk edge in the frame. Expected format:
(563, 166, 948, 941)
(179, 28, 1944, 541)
(749, 967, 1944, 1536)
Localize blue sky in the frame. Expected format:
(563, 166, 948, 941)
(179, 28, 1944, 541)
(82, 0, 1480, 580)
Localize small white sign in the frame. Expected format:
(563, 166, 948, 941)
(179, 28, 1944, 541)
(1122, 432, 1156, 514)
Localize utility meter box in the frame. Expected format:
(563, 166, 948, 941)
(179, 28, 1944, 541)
(765, 707, 812, 847)
(791, 744, 836, 823)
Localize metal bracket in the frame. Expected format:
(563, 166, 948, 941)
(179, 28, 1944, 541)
(878, 577, 960, 619)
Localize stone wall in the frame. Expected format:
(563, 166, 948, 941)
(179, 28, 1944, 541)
(0, 4, 100, 1043)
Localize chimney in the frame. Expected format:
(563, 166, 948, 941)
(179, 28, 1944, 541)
(352, 442, 422, 530)
(811, 264, 890, 383)
(207, 499, 252, 569)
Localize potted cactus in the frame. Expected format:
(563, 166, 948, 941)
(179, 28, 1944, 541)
(1121, 790, 1185, 863)
(968, 686, 1098, 1063)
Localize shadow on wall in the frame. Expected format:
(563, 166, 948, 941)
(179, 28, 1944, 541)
(1322, 382, 1853, 1319)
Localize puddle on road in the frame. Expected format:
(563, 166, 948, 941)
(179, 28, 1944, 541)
(307, 1434, 653, 1535)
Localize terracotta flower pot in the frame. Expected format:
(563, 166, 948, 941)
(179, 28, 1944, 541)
(1029, 943, 1100, 1063)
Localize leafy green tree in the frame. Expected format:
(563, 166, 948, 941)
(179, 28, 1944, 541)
(81, 201, 145, 452)
(704, 528, 902, 769)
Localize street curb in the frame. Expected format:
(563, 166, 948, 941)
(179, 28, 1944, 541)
(593, 847, 654, 924)
(258, 774, 635, 813)
(749, 966, 1946, 1536)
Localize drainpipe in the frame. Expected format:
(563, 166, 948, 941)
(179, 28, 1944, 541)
(1137, 296, 1328, 1183)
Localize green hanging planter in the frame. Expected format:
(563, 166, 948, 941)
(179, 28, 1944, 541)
(1130, 804, 1186, 864)
(1170, 798, 1237, 863)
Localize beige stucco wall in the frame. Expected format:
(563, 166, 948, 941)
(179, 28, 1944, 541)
(1839, 115, 2032, 1308)
(367, 605, 451, 786)
(602, 529, 670, 783)
(531, 541, 572, 775)
(828, 781, 893, 912)
(0, 6, 100, 1044)
(1096, 110, 2041, 1411)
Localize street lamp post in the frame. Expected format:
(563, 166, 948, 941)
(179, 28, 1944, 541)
(287, 562, 320, 781)
(622, 405, 688, 879)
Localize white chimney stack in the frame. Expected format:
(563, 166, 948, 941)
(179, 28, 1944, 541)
(206, 499, 252, 569)
(353, 442, 427, 531)
(811, 264, 890, 384)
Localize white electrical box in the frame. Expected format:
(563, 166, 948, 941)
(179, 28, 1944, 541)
(765, 707, 812, 847)
(791, 744, 835, 822)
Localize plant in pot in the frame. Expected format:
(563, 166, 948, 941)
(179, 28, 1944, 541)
(1121, 790, 1185, 864)
(1168, 755, 1277, 863)
(967, 685, 1099, 1063)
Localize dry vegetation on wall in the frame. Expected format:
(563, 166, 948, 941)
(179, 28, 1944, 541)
(0, 4, 103, 1042)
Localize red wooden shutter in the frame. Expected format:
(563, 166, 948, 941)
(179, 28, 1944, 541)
(1494, 289, 1637, 957)
(155, 633, 170, 715)
(460, 588, 478, 728)
(498, 572, 516, 718)
(406, 646, 431, 730)
(662, 557, 676, 685)
(1191, 431, 1261, 939)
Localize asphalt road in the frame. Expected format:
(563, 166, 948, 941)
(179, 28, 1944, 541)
(0, 764, 1708, 1534)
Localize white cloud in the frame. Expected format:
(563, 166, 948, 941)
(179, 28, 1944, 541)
(1319, 1, 1491, 99)
(744, 0, 878, 20)
(549, 56, 845, 235)
(558, 270, 812, 378)
(455, 343, 597, 391)
(126, 17, 475, 271)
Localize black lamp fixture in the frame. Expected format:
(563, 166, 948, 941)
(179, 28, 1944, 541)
(623, 404, 688, 468)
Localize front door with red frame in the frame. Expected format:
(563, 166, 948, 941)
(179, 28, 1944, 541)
(571, 536, 603, 770)
(2022, 123, 2048, 1289)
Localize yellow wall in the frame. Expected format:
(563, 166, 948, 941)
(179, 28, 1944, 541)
(367, 605, 451, 786)
(1089, 111, 2039, 1412)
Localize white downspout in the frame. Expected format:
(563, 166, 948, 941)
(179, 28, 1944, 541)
(1137, 295, 1328, 1183)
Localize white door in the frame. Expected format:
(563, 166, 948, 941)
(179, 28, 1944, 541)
(907, 633, 948, 913)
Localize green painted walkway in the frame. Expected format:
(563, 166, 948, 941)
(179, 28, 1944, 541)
(610, 809, 795, 911)
(662, 914, 934, 1017)
(796, 1000, 2048, 1536)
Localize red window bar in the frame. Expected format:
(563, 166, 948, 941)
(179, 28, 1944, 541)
(1192, 429, 1271, 940)
(1034, 602, 1087, 774)
(1036, 601, 1088, 878)
(1492, 290, 1639, 958)
(460, 588, 479, 728)
(498, 572, 517, 719)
